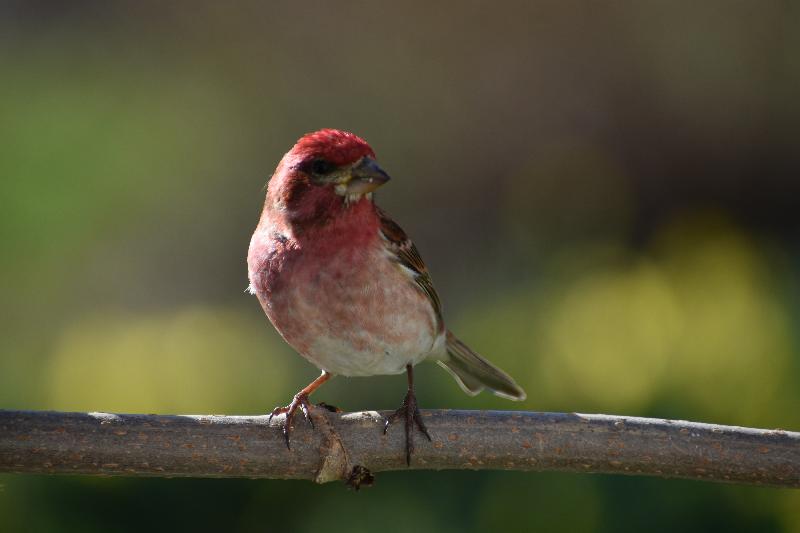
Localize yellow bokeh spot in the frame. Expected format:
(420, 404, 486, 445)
(539, 258, 681, 411)
(462, 213, 798, 428)
(46, 307, 289, 413)
(655, 218, 794, 425)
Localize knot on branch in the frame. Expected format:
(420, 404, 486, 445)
(306, 406, 350, 483)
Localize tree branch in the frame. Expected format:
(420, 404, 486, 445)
(1, 409, 798, 488)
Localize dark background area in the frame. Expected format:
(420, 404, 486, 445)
(1, 1, 799, 531)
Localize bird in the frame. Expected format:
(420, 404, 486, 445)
(247, 129, 526, 465)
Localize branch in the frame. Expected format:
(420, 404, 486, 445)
(1, 409, 798, 488)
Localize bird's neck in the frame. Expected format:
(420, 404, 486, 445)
(263, 194, 381, 250)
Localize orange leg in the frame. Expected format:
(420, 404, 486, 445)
(269, 370, 332, 449)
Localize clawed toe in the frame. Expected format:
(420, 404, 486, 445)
(268, 371, 332, 450)
(269, 392, 315, 450)
(384, 388, 431, 466)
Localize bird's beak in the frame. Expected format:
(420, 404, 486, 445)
(345, 157, 391, 194)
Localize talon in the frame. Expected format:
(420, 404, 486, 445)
(282, 425, 291, 450)
(414, 406, 432, 442)
(384, 364, 430, 466)
(269, 392, 314, 450)
(268, 405, 288, 425)
(299, 400, 314, 428)
(383, 410, 400, 435)
(267, 371, 332, 450)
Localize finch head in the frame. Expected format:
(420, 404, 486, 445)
(266, 129, 390, 227)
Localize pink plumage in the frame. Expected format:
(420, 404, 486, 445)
(247, 129, 525, 464)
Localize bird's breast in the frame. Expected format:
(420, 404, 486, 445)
(251, 230, 441, 376)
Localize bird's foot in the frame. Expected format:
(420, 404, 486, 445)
(384, 389, 431, 466)
(268, 392, 315, 450)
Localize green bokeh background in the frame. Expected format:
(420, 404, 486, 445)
(2, 2, 799, 531)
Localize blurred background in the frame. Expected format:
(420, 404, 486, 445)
(1, 1, 799, 531)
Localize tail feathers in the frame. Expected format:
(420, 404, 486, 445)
(437, 331, 526, 401)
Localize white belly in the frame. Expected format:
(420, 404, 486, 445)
(308, 326, 445, 377)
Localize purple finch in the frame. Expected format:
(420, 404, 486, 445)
(247, 129, 525, 464)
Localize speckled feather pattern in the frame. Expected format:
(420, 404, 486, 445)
(249, 198, 444, 376)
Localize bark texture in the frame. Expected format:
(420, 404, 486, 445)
(1, 409, 798, 488)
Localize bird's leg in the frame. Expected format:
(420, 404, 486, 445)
(384, 364, 431, 466)
(269, 370, 331, 450)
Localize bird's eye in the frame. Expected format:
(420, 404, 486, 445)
(310, 159, 335, 175)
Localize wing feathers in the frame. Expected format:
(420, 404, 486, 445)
(376, 206, 444, 332)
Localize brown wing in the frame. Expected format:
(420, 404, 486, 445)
(376, 206, 444, 332)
